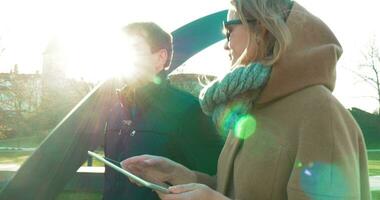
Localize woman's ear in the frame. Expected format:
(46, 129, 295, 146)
(251, 22, 270, 60)
(256, 21, 269, 37)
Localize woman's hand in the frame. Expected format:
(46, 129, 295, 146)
(157, 183, 230, 200)
(121, 155, 196, 186)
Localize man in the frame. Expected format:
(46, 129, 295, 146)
(103, 22, 223, 200)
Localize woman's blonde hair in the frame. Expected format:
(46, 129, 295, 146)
(232, 0, 292, 67)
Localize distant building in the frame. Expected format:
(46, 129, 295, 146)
(0, 37, 67, 113)
(0, 65, 42, 113)
(41, 37, 67, 93)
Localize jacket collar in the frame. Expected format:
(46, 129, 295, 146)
(135, 71, 169, 107)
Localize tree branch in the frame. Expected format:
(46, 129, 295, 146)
(346, 67, 378, 89)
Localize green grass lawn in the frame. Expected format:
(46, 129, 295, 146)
(369, 160, 380, 176)
(0, 151, 31, 165)
(0, 135, 46, 148)
(373, 191, 380, 200)
(0, 136, 105, 166)
(0, 151, 105, 167)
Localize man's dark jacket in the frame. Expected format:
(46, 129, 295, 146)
(103, 73, 224, 200)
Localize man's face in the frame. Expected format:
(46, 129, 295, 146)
(128, 35, 165, 86)
(130, 35, 158, 73)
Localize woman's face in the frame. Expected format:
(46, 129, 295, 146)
(224, 9, 250, 66)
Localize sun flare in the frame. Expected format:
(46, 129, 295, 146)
(54, 27, 140, 82)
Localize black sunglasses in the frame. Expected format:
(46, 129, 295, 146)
(223, 19, 257, 42)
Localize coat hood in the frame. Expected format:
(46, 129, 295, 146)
(258, 2, 343, 104)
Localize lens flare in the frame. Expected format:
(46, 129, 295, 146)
(153, 76, 162, 85)
(215, 102, 257, 140)
(296, 160, 303, 168)
(216, 103, 245, 138)
(234, 115, 257, 140)
(300, 162, 350, 197)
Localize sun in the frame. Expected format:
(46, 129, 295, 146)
(52, 26, 138, 82)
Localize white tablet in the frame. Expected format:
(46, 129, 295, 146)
(87, 151, 170, 193)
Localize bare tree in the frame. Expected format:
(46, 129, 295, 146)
(0, 72, 42, 138)
(352, 38, 380, 114)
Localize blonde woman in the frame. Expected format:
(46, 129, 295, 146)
(121, 0, 371, 199)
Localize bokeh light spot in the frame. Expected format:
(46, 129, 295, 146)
(296, 161, 303, 168)
(233, 115, 256, 140)
(304, 169, 312, 176)
(153, 76, 162, 85)
(300, 162, 350, 197)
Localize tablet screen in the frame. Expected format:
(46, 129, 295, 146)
(87, 151, 170, 193)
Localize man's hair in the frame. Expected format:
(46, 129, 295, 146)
(123, 22, 173, 69)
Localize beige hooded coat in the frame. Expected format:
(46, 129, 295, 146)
(216, 2, 371, 199)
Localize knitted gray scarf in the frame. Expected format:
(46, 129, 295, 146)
(199, 62, 271, 136)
